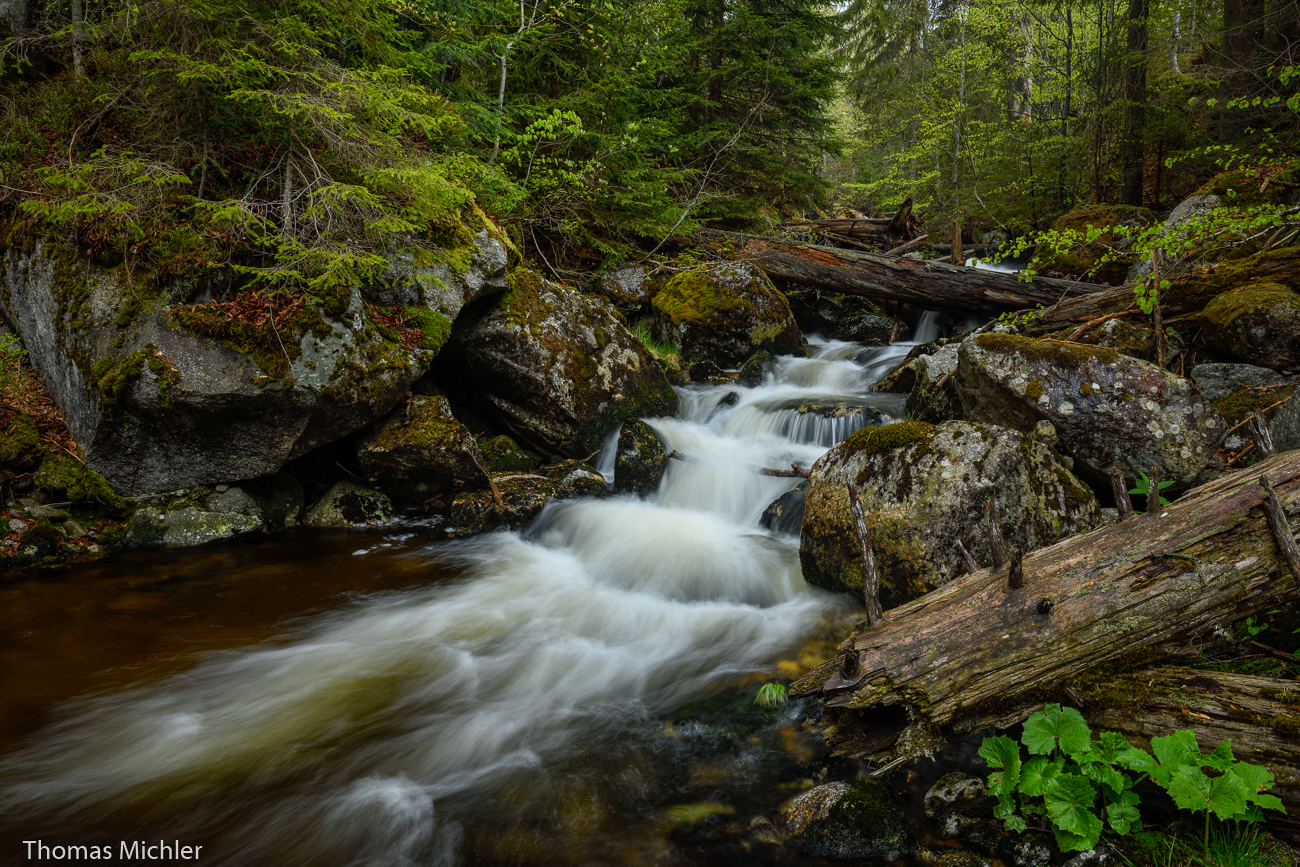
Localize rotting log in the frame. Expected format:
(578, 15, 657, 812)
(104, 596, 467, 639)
(697, 229, 1109, 314)
(790, 451, 1300, 765)
(1079, 667, 1300, 841)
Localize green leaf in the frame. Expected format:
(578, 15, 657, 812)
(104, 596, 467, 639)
(980, 736, 1022, 796)
(1054, 825, 1102, 852)
(1166, 765, 1250, 820)
(1045, 774, 1101, 837)
(1080, 761, 1130, 796)
(1021, 756, 1066, 797)
(1205, 740, 1236, 772)
(1150, 730, 1200, 786)
(1023, 704, 1092, 756)
(1106, 797, 1142, 835)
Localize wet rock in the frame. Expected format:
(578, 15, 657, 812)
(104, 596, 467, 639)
(371, 228, 510, 319)
(1071, 317, 1184, 366)
(1201, 283, 1300, 371)
(127, 485, 266, 547)
(738, 350, 775, 387)
(916, 849, 993, 867)
(1, 237, 436, 496)
(303, 481, 393, 528)
(1009, 838, 1056, 867)
(716, 391, 740, 408)
(1061, 848, 1114, 867)
(924, 773, 992, 821)
(800, 421, 1100, 603)
(448, 271, 678, 458)
(755, 398, 890, 423)
(593, 263, 650, 315)
(449, 461, 605, 534)
(614, 419, 667, 495)
(688, 359, 731, 384)
(809, 294, 887, 340)
(955, 334, 1226, 488)
(651, 263, 803, 366)
(779, 780, 913, 860)
(1190, 363, 1284, 402)
(837, 313, 894, 345)
(481, 434, 543, 472)
(760, 484, 806, 536)
(905, 343, 962, 422)
(357, 395, 490, 504)
(246, 473, 304, 529)
(1270, 395, 1300, 452)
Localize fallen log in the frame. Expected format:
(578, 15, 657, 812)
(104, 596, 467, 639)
(1079, 667, 1300, 841)
(790, 450, 1300, 765)
(698, 229, 1109, 314)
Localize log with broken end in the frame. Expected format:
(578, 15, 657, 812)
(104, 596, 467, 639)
(790, 451, 1300, 765)
(696, 229, 1109, 314)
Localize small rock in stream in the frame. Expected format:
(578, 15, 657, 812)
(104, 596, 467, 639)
(614, 419, 667, 495)
(779, 780, 913, 860)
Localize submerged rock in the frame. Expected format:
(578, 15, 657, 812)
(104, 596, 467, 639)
(779, 780, 913, 860)
(800, 421, 1100, 603)
(447, 270, 678, 458)
(1190, 363, 1284, 402)
(955, 334, 1225, 488)
(760, 483, 806, 536)
(738, 350, 775, 387)
(1201, 283, 1300, 371)
(357, 395, 490, 504)
(303, 481, 393, 528)
(650, 262, 803, 366)
(614, 419, 667, 495)
(0, 237, 438, 495)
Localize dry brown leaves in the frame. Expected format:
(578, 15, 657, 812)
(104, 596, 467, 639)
(363, 301, 423, 351)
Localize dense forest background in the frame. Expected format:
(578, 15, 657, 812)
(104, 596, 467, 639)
(0, 0, 1296, 284)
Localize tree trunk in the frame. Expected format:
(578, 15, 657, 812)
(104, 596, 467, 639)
(696, 229, 1110, 314)
(708, 0, 724, 104)
(1121, 0, 1148, 206)
(791, 451, 1300, 766)
(1080, 667, 1300, 841)
(69, 0, 83, 80)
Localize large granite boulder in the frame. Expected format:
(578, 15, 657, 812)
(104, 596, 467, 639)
(1201, 283, 1300, 371)
(650, 262, 803, 366)
(126, 483, 282, 547)
(955, 334, 1226, 487)
(0, 237, 460, 495)
(447, 270, 678, 458)
(800, 421, 1100, 604)
(367, 224, 511, 320)
(357, 395, 490, 503)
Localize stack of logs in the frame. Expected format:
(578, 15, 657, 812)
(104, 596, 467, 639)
(783, 198, 925, 255)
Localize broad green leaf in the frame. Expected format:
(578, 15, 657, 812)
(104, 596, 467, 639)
(1149, 730, 1200, 786)
(1089, 731, 1133, 764)
(1021, 756, 1065, 797)
(1053, 820, 1103, 852)
(1045, 774, 1100, 836)
(1080, 761, 1129, 797)
(1252, 793, 1286, 814)
(1204, 740, 1236, 771)
(1167, 765, 1249, 820)
(979, 736, 1021, 796)
(1106, 799, 1142, 834)
(1005, 813, 1028, 833)
(1023, 704, 1092, 756)
(1228, 760, 1274, 801)
(1118, 746, 1156, 776)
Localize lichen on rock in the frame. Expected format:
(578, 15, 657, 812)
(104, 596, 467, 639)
(357, 394, 490, 504)
(1201, 282, 1300, 371)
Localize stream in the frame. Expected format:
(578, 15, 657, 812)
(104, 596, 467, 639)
(0, 314, 970, 867)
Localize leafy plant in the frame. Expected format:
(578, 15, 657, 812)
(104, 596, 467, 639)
(754, 683, 788, 708)
(628, 321, 680, 360)
(1129, 472, 1174, 510)
(979, 704, 1285, 853)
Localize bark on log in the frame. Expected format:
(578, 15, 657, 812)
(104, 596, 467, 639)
(698, 229, 1109, 314)
(1078, 667, 1300, 841)
(790, 451, 1300, 764)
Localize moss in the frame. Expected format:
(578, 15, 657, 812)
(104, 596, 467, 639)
(1196, 166, 1296, 208)
(841, 421, 935, 457)
(482, 434, 542, 472)
(95, 346, 149, 402)
(1259, 687, 1300, 706)
(651, 269, 747, 325)
(1025, 380, 1044, 400)
(402, 307, 452, 353)
(0, 413, 41, 467)
(1201, 282, 1300, 329)
(1214, 387, 1295, 426)
(1079, 381, 1093, 396)
(1270, 715, 1300, 738)
(371, 398, 462, 451)
(1031, 204, 1157, 283)
(975, 333, 1110, 370)
(1165, 246, 1300, 314)
(34, 452, 129, 515)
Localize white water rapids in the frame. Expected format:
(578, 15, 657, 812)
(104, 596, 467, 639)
(0, 316, 954, 866)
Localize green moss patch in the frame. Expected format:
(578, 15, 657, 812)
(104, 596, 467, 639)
(841, 421, 935, 457)
(975, 333, 1111, 370)
(1201, 282, 1300, 329)
(651, 269, 748, 325)
(0, 413, 41, 467)
(1031, 204, 1156, 284)
(403, 307, 452, 353)
(34, 453, 128, 515)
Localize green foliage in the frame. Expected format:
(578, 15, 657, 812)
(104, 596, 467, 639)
(1129, 472, 1174, 510)
(754, 682, 788, 708)
(980, 704, 1285, 853)
(628, 321, 680, 360)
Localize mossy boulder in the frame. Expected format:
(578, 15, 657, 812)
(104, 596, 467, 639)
(126, 484, 268, 547)
(650, 263, 803, 366)
(800, 421, 1100, 603)
(303, 481, 393, 528)
(33, 452, 128, 515)
(0, 237, 436, 495)
(592, 263, 650, 315)
(1201, 283, 1300, 371)
(779, 780, 913, 860)
(357, 394, 490, 504)
(955, 334, 1226, 488)
(613, 418, 666, 495)
(370, 224, 510, 321)
(1030, 204, 1157, 285)
(449, 460, 604, 534)
(0, 411, 41, 469)
(737, 350, 775, 387)
(446, 270, 678, 458)
(1065, 316, 1184, 366)
(480, 434, 542, 472)
(1163, 246, 1300, 315)
(904, 342, 962, 422)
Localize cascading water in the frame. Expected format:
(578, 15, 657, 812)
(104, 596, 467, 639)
(0, 317, 957, 867)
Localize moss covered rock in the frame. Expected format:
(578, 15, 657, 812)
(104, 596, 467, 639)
(449, 460, 605, 534)
(613, 418, 666, 495)
(126, 484, 267, 547)
(904, 342, 962, 422)
(592, 263, 650, 316)
(371, 223, 510, 321)
(800, 420, 1100, 603)
(1031, 204, 1157, 285)
(1201, 282, 1300, 371)
(357, 394, 490, 504)
(737, 350, 774, 387)
(779, 780, 913, 860)
(955, 334, 1226, 488)
(303, 481, 393, 528)
(0, 412, 41, 469)
(650, 263, 803, 366)
(1163, 246, 1300, 315)
(481, 434, 542, 472)
(1065, 316, 1184, 367)
(0, 236, 435, 495)
(447, 270, 678, 458)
